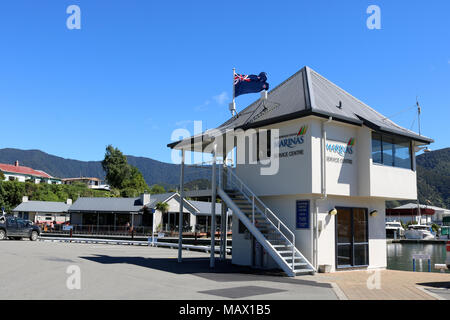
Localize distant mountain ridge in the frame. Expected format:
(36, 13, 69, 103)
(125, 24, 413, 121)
(416, 147, 450, 209)
(0, 148, 210, 188)
(1, 147, 448, 208)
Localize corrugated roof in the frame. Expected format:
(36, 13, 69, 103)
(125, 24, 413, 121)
(168, 66, 433, 149)
(12, 201, 71, 213)
(69, 197, 145, 213)
(68, 192, 183, 213)
(395, 203, 450, 212)
(0, 163, 54, 179)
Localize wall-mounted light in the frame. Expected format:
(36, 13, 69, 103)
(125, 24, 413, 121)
(370, 210, 378, 217)
(328, 208, 337, 216)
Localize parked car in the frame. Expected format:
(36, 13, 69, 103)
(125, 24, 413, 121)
(0, 216, 41, 241)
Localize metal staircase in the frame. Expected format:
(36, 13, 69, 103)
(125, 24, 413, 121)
(218, 165, 315, 277)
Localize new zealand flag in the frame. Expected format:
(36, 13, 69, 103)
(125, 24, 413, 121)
(234, 72, 269, 98)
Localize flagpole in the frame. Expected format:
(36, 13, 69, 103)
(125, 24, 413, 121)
(230, 68, 236, 116)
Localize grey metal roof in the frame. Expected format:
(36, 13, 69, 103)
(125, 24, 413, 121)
(68, 197, 145, 213)
(68, 192, 198, 214)
(169, 66, 433, 149)
(12, 201, 71, 213)
(189, 200, 231, 216)
(395, 203, 450, 212)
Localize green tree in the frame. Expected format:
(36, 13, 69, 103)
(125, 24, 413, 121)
(102, 145, 130, 189)
(0, 171, 4, 181)
(150, 184, 166, 195)
(122, 166, 150, 194)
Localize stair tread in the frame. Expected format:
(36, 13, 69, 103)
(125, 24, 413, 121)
(225, 188, 315, 277)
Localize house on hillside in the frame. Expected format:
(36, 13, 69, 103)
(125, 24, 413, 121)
(12, 196, 72, 224)
(62, 177, 110, 191)
(0, 161, 61, 184)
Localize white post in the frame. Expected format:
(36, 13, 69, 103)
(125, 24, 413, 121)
(178, 149, 185, 262)
(210, 144, 217, 268)
(152, 209, 156, 246)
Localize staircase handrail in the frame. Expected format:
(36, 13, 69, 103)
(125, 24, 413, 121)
(223, 166, 296, 263)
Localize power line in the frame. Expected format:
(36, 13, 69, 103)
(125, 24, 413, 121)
(381, 104, 416, 121)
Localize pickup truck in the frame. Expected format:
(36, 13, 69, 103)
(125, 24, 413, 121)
(0, 216, 41, 241)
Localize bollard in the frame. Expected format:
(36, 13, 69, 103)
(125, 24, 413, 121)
(413, 258, 416, 272)
(428, 259, 431, 272)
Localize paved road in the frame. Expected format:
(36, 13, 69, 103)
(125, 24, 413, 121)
(0, 240, 338, 300)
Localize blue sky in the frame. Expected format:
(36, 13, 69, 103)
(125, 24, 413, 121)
(0, 0, 448, 163)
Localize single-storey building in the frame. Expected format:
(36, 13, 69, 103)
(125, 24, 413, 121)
(0, 161, 61, 184)
(189, 200, 232, 233)
(68, 192, 227, 233)
(12, 196, 72, 224)
(386, 203, 450, 225)
(168, 66, 433, 276)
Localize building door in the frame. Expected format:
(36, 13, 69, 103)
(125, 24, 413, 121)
(336, 207, 369, 268)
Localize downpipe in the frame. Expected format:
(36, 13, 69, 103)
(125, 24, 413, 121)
(313, 116, 332, 269)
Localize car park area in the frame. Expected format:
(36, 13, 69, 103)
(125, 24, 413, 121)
(0, 240, 338, 300)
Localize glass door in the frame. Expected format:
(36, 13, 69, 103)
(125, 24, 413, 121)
(336, 207, 368, 268)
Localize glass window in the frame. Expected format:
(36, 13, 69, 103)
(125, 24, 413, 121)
(382, 135, 394, 167)
(337, 208, 352, 244)
(371, 132, 382, 164)
(371, 132, 413, 170)
(394, 138, 412, 169)
(353, 208, 368, 243)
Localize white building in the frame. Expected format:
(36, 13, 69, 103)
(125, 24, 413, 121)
(168, 66, 433, 276)
(387, 203, 450, 225)
(0, 161, 61, 184)
(12, 197, 72, 224)
(67, 192, 229, 233)
(62, 177, 110, 191)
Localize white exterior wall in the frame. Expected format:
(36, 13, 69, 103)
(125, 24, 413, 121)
(231, 116, 416, 272)
(153, 197, 197, 231)
(2, 173, 61, 185)
(231, 213, 253, 266)
(314, 196, 386, 272)
(4, 173, 27, 182)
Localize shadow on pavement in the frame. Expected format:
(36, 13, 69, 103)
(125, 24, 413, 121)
(418, 281, 450, 289)
(80, 255, 331, 288)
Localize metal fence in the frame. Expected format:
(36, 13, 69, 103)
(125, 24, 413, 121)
(41, 224, 153, 236)
(41, 224, 231, 238)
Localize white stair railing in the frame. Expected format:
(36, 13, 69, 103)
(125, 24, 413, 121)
(222, 165, 297, 271)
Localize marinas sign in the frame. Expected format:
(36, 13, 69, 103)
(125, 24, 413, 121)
(326, 138, 356, 164)
(278, 126, 307, 149)
(275, 126, 307, 159)
(326, 138, 355, 156)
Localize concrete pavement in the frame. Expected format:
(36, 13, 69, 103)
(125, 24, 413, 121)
(0, 240, 337, 300)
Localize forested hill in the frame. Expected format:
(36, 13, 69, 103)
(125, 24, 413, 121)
(1, 147, 448, 208)
(416, 147, 450, 209)
(0, 148, 209, 187)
